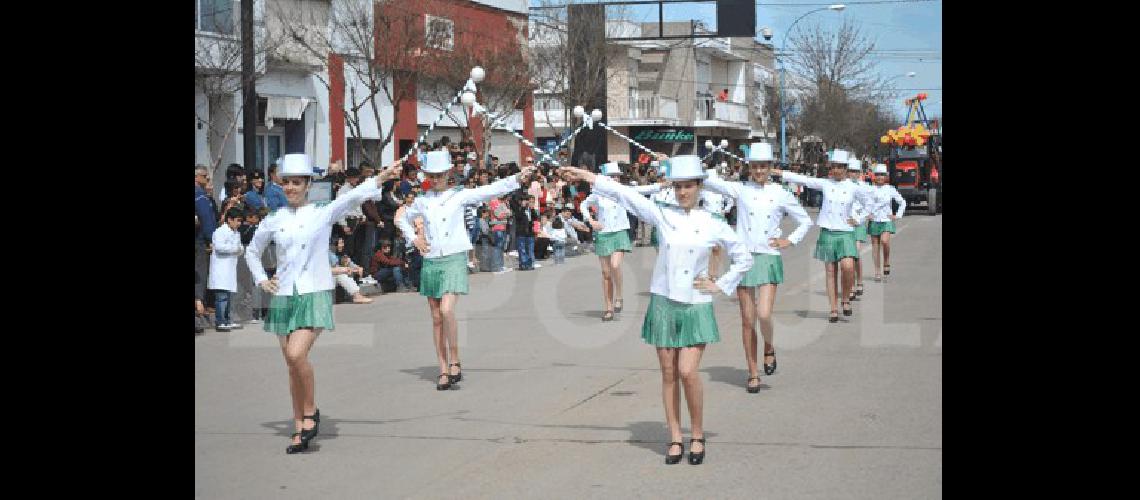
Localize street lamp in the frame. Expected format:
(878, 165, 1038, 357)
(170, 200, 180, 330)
(778, 4, 845, 164)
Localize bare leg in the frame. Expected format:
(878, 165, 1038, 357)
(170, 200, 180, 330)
(736, 287, 760, 386)
(657, 348, 683, 456)
(441, 293, 461, 378)
(609, 251, 625, 306)
(599, 256, 614, 313)
(871, 236, 882, 278)
(280, 328, 320, 445)
(882, 231, 893, 269)
(757, 284, 777, 361)
(678, 345, 707, 453)
(825, 262, 839, 315)
(839, 258, 855, 309)
(427, 298, 448, 383)
(853, 242, 863, 293)
(709, 246, 722, 279)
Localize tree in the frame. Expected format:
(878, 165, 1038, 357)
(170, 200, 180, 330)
(194, 13, 281, 177)
(417, 4, 535, 165)
(784, 19, 901, 156)
(272, 0, 430, 168)
(528, 1, 631, 156)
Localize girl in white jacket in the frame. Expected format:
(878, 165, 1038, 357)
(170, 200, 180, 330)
(864, 164, 907, 281)
(559, 156, 752, 466)
(244, 154, 401, 454)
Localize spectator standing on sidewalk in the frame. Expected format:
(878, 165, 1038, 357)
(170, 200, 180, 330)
(488, 195, 512, 273)
(512, 195, 539, 271)
(209, 209, 245, 331)
(265, 162, 288, 211)
(245, 170, 267, 211)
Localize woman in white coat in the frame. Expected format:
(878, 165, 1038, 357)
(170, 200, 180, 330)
(864, 163, 907, 281)
(559, 155, 752, 466)
(397, 151, 535, 391)
(701, 143, 812, 391)
(771, 150, 874, 323)
(579, 162, 635, 321)
(245, 153, 401, 454)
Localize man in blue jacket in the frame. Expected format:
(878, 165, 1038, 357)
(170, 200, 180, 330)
(264, 161, 288, 210)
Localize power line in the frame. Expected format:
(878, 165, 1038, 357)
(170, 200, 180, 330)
(757, 0, 938, 5)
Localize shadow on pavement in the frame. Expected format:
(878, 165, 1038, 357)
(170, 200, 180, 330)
(703, 365, 772, 392)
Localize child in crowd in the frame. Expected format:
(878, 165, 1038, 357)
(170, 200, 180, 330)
(208, 209, 245, 331)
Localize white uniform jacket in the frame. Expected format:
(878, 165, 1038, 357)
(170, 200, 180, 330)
(781, 173, 874, 232)
(244, 177, 384, 296)
(580, 186, 632, 233)
(702, 177, 812, 255)
(865, 184, 907, 222)
(396, 175, 521, 259)
(592, 176, 752, 303)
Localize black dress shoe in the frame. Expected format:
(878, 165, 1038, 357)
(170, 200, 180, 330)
(688, 438, 706, 465)
(842, 302, 852, 316)
(436, 373, 452, 390)
(763, 351, 777, 376)
(286, 433, 308, 454)
(829, 311, 839, 323)
(665, 442, 684, 464)
(300, 409, 320, 443)
(746, 376, 761, 393)
(448, 362, 462, 383)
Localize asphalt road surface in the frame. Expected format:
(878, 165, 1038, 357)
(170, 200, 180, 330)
(195, 210, 942, 499)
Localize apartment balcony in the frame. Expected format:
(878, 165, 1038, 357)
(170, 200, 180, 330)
(608, 95, 682, 127)
(533, 97, 570, 130)
(694, 97, 750, 130)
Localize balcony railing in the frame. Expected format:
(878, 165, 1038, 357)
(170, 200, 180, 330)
(626, 95, 678, 120)
(695, 97, 748, 124)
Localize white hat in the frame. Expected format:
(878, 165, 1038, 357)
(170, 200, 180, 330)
(847, 159, 862, 171)
(827, 149, 850, 164)
(873, 164, 888, 174)
(664, 155, 706, 181)
(279, 154, 315, 177)
(747, 142, 775, 162)
(601, 162, 622, 176)
(422, 150, 452, 174)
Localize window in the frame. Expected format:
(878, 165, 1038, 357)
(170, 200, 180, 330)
(255, 134, 283, 171)
(347, 138, 383, 169)
(198, 0, 234, 35)
(425, 15, 454, 51)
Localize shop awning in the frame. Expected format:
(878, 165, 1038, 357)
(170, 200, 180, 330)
(265, 96, 312, 121)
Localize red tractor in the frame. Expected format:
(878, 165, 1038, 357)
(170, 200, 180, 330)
(881, 95, 941, 215)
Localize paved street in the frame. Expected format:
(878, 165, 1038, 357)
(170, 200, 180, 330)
(195, 210, 942, 499)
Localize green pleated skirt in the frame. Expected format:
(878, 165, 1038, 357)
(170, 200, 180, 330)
(868, 220, 896, 236)
(853, 224, 869, 242)
(265, 286, 335, 335)
(594, 230, 633, 257)
(641, 294, 720, 348)
(420, 252, 470, 298)
(813, 229, 859, 263)
(739, 253, 784, 287)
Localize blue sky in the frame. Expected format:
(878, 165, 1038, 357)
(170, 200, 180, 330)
(529, 0, 942, 122)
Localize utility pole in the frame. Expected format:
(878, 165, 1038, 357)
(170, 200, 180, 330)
(241, 0, 257, 171)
